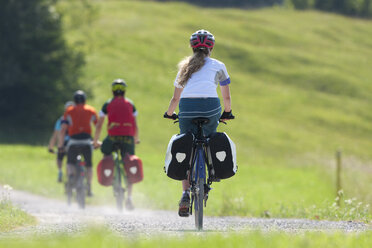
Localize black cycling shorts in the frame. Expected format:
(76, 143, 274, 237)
(67, 144, 92, 168)
(101, 136, 135, 158)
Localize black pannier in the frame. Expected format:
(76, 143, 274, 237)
(207, 132, 237, 179)
(164, 133, 194, 180)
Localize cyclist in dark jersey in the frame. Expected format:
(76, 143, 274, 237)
(93, 79, 140, 210)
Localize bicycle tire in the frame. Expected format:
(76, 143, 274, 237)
(194, 178, 204, 230)
(66, 175, 74, 206)
(76, 177, 85, 209)
(113, 159, 125, 212)
(194, 148, 205, 230)
(115, 187, 124, 211)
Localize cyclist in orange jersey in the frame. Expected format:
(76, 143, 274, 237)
(58, 90, 98, 197)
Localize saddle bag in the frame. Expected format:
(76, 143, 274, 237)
(123, 153, 144, 184)
(164, 133, 194, 180)
(97, 156, 115, 186)
(208, 132, 237, 179)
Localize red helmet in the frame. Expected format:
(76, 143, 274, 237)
(190, 30, 215, 49)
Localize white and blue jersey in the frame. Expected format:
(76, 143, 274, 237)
(174, 57, 230, 98)
(173, 57, 231, 137)
(54, 116, 70, 143)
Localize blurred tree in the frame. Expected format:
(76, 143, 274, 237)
(313, 0, 371, 17)
(157, 0, 284, 8)
(0, 0, 85, 142)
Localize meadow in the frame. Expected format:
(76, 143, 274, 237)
(0, 228, 372, 248)
(0, 0, 371, 222)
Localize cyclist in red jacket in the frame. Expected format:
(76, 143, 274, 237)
(93, 79, 140, 210)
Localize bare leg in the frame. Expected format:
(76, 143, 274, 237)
(182, 179, 190, 191)
(57, 159, 62, 170)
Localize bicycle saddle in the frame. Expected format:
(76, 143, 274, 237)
(192, 117, 210, 125)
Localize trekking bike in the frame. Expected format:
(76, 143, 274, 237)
(65, 153, 87, 209)
(165, 112, 234, 230)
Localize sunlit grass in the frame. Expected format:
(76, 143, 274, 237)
(1, 1, 371, 221)
(0, 185, 36, 232)
(0, 228, 372, 248)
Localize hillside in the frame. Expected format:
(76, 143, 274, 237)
(1, 0, 371, 219)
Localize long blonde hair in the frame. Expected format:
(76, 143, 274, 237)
(176, 48, 210, 87)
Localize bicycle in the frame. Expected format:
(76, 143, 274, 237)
(165, 111, 234, 230)
(65, 153, 87, 209)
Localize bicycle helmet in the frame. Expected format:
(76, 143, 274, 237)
(73, 90, 86, 104)
(64, 101, 74, 109)
(190, 30, 215, 49)
(112, 79, 127, 94)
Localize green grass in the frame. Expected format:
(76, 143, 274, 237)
(0, 228, 372, 248)
(1, 0, 372, 221)
(0, 187, 36, 232)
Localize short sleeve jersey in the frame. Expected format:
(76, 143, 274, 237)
(62, 104, 98, 137)
(174, 57, 230, 98)
(100, 97, 137, 136)
(55, 116, 70, 141)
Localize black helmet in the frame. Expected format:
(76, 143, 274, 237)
(112, 79, 127, 94)
(73, 90, 86, 104)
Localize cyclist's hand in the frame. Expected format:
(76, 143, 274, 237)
(135, 136, 140, 144)
(48, 148, 55, 154)
(93, 141, 102, 149)
(164, 111, 178, 120)
(220, 110, 235, 122)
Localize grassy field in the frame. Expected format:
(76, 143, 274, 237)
(0, 0, 371, 221)
(0, 186, 36, 232)
(0, 228, 372, 248)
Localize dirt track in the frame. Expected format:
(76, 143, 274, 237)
(1, 186, 371, 237)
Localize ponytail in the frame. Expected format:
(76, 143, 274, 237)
(176, 48, 209, 87)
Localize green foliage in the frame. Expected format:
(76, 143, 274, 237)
(0, 0, 85, 142)
(290, 0, 372, 17)
(0, 1, 372, 221)
(156, 0, 284, 8)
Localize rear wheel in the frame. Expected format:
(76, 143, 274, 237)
(76, 176, 85, 209)
(66, 175, 74, 206)
(194, 178, 204, 230)
(113, 162, 125, 212)
(114, 186, 124, 211)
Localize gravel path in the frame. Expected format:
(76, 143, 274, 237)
(1, 186, 371, 237)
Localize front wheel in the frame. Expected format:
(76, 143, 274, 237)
(194, 178, 204, 230)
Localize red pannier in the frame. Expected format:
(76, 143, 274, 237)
(123, 153, 144, 184)
(97, 156, 115, 186)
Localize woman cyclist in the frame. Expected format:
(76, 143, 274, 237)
(164, 29, 234, 217)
